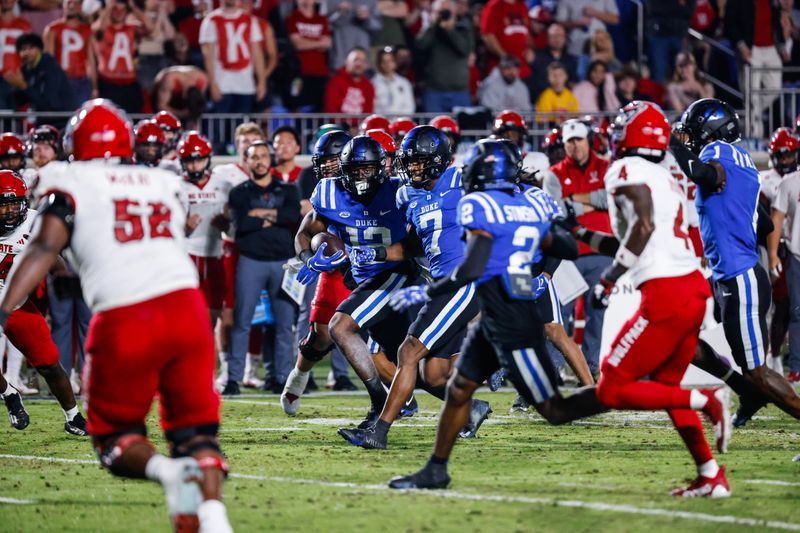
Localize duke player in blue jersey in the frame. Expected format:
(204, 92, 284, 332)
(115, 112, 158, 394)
(671, 98, 800, 426)
(338, 126, 491, 449)
(294, 135, 420, 428)
(387, 139, 607, 489)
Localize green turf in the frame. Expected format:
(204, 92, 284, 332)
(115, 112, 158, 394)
(0, 390, 798, 533)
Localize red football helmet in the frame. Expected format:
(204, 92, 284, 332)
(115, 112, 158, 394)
(493, 110, 528, 148)
(177, 131, 213, 181)
(541, 127, 566, 165)
(0, 133, 27, 171)
(63, 99, 134, 161)
(768, 127, 800, 176)
(430, 115, 460, 136)
(360, 114, 390, 134)
(0, 170, 28, 232)
(152, 110, 182, 133)
(134, 120, 166, 167)
(592, 118, 611, 156)
(388, 117, 417, 141)
(366, 128, 396, 155)
(611, 101, 670, 158)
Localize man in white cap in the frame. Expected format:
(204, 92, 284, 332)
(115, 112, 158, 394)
(543, 118, 612, 378)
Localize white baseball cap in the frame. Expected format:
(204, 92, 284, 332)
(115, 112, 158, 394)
(562, 120, 589, 142)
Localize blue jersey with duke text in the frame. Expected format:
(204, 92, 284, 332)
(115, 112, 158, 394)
(311, 177, 408, 283)
(396, 167, 464, 279)
(519, 184, 561, 263)
(458, 189, 552, 294)
(697, 140, 759, 281)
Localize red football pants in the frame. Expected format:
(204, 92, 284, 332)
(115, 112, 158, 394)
(6, 299, 59, 367)
(84, 288, 220, 437)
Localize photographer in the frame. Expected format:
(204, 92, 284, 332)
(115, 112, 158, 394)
(416, 0, 474, 112)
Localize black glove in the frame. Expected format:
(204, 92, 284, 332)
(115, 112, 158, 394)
(554, 201, 579, 233)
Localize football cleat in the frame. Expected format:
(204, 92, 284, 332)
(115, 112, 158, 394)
(459, 399, 492, 438)
(732, 391, 768, 428)
(281, 369, 310, 416)
(357, 406, 380, 430)
(793, 453, 800, 462)
(398, 396, 419, 419)
(700, 388, 731, 453)
(337, 426, 388, 449)
(510, 394, 530, 413)
(3, 389, 29, 430)
(670, 465, 731, 498)
(388, 464, 450, 490)
(64, 412, 88, 436)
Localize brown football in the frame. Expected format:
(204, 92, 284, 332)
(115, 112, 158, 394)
(311, 232, 347, 257)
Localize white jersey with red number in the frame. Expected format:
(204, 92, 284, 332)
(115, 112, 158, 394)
(662, 150, 699, 228)
(178, 172, 231, 258)
(37, 161, 198, 313)
(605, 156, 699, 287)
(759, 167, 783, 207)
(0, 209, 35, 293)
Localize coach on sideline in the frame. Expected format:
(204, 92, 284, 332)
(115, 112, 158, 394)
(225, 141, 301, 396)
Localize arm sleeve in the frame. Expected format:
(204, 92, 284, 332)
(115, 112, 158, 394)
(669, 137, 720, 190)
(427, 233, 492, 297)
(757, 202, 774, 240)
(37, 191, 75, 240)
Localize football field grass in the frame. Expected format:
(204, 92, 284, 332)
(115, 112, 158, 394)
(1, 388, 799, 532)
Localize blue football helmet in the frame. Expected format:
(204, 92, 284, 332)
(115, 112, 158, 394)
(397, 125, 451, 189)
(460, 138, 522, 192)
(312, 130, 352, 180)
(339, 135, 387, 199)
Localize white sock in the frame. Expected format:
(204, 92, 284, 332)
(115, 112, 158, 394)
(144, 454, 170, 482)
(698, 459, 719, 478)
(2, 382, 14, 396)
(285, 367, 309, 394)
(63, 406, 79, 422)
(689, 389, 709, 410)
(6, 344, 23, 384)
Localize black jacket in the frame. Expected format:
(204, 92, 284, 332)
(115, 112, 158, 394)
(724, 0, 784, 50)
(20, 52, 76, 113)
(229, 178, 301, 261)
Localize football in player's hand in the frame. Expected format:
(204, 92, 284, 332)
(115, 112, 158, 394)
(311, 232, 347, 257)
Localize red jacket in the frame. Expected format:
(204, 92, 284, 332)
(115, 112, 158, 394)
(550, 152, 612, 255)
(323, 68, 374, 115)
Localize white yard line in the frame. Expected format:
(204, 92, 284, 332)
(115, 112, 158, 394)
(1, 453, 800, 530)
(745, 479, 800, 487)
(0, 496, 35, 504)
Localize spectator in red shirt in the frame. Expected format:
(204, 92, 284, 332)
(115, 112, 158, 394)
(543, 119, 612, 376)
(479, 0, 533, 81)
(324, 47, 374, 115)
(43, 0, 97, 105)
(0, 0, 32, 109)
(177, 0, 209, 64)
(270, 125, 302, 184)
(286, 0, 331, 111)
(92, 0, 154, 114)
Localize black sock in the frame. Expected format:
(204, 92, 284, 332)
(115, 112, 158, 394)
(364, 376, 388, 410)
(428, 454, 448, 467)
(372, 419, 391, 437)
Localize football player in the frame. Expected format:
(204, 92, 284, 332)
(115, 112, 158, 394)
(294, 135, 417, 429)
(671, 99, 800, 429)
(0, 100, 232, 531)
(0, 171, 87, 436)
(359, 113, 390, 134)
(388, 116, 417, 145)
(387, 139, 606, 490)
(281, 130, 359, 414)
(571, 101, 732, 497)
(0, 133, 26, 173)
(134, 120, 167, 168)
(177, 131, 229, 325)
(339, 126, 490, 449)
(153, 110, 183, 166)
(429, 115, 460, 156)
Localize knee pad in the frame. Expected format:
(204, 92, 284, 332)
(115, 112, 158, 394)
(165, 424, 221, 458)
(94, 430, 151, 474)
(299, 329, 333, 362)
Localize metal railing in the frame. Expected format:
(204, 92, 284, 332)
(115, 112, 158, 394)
(743, 65, 800, 143)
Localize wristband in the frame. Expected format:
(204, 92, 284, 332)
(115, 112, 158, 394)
(614, 247, 639, 269)
(298, 249, 313, 264)
(374, 246, 387, 262)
